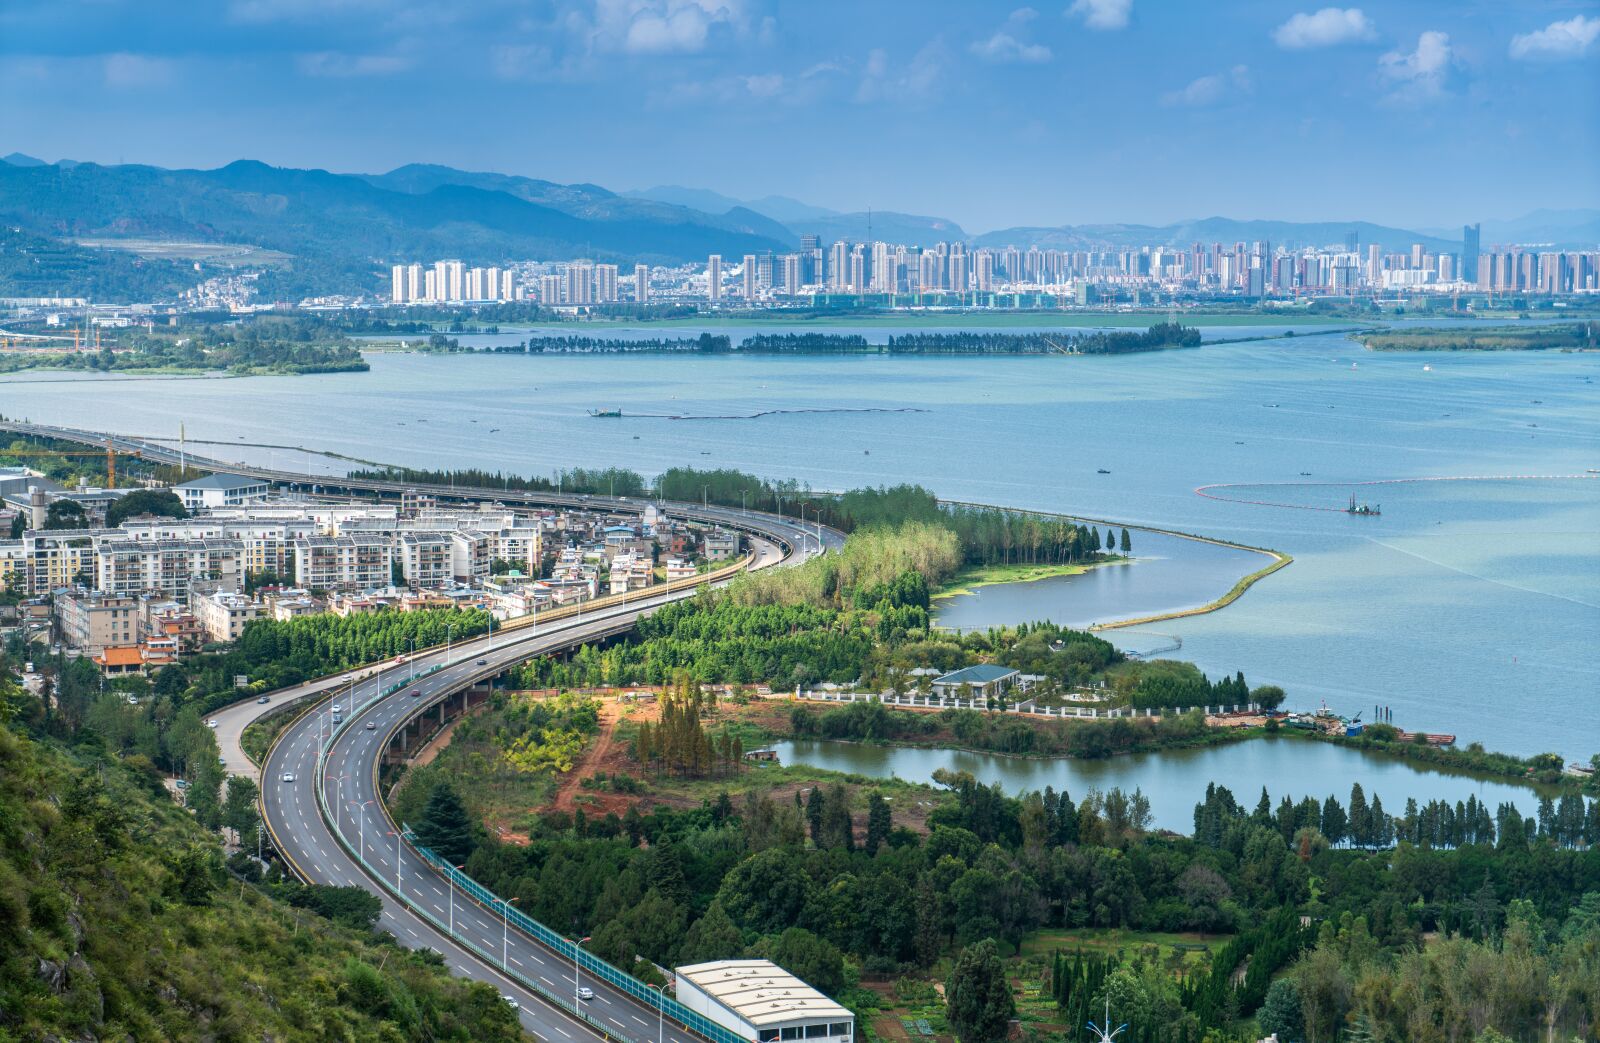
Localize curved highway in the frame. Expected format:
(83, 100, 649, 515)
(263, 525, 837, 1041)
(6, 420, 846, 1040)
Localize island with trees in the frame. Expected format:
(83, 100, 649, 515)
(1357, 320, 1599, 352)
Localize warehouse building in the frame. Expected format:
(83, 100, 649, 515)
(675, 960, 853, 1043)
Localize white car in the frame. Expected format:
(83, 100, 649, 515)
(577, 987, 594, 1001)
(281, 773, 296, 783)
(365, 721, 377, 730)
(331, 704, 342, 713)
(503, 995, 520, 1011)
(206, 719, 219, 728)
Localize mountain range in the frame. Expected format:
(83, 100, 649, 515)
(2, 152, 1594, 301)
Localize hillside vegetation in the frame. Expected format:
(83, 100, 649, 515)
(0, 698, 522, 1041)
(1359, 321, 1599, 351)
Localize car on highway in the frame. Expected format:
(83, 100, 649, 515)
(332, 714, 343, 724)
(281, 773, 295, 783)
(365, 721, 376, 730)
(332, 704, 342, 713)
(476, 658, 488, 665)
(206, 719, 218, 728)
(257, 696, 270, 704)
(502, 995, 520, 1011)
(341, 674, 353, 683)
(577, 987, 594, 1001)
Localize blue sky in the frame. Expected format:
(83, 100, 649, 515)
(2, 0, 1596, 232)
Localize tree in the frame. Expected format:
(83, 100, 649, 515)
(1259, 978, 1303, 1042)
(945, 939, 1015, 1043)
(1252, 685, 1286, 712)
(865, 792, 892, 855)
(679, 899, 743, 964)
(44, 499, 89, 530)
(772, 927, 846, 996)
(105, 488, 186, 528)
(222, 774, 260, 848)
(1120, 528, 1132, 555)
(412, 783, 474, 865)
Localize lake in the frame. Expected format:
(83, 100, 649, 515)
(6, 322, 1597, 757)
(772, 735, 1563, 835)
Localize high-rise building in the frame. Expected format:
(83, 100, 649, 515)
(406, 264, 423, 302)
(757, 252, 774, 291)
(445, 260, 464, 302)
(391, 265, 407, 304)
(707, 255, 723, 301)
(848, 246, 866, 293)
(742, 254, 758, 300)
(871, 242, 894, 293)
(566, 264, 594, 305)
(424, 269, 438, 301)
(595, 264, 619, 303)
(948, 245, 968, 293)
(634, 264, 650, 303)
(1462, 224, 1480, 288)
(781, 254, 801, 296)
(539, 274, 563, 305)
(975, 250, 994, 293)
(501, 269, 515, 301)
(828, 241, 849, 291)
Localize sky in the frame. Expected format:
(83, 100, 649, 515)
(2, 0, 1597, 233)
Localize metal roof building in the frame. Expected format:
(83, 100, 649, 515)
(674, 960, 854, 1043)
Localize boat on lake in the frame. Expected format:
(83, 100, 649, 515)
(1346, 494, 1380, 516)
(588, 408, 623, 418)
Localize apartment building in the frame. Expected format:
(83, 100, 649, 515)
(174, 472, 272, 512)
(292, 535, 393, 591)
(94, 536, 245, 598)
(53, 590, 141, 656)
(397, 531, 454, 588)
(190, 586, 264, 643)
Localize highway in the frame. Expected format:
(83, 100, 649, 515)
(4, 420, 847, 1041)
(261, 528, 824, 1042)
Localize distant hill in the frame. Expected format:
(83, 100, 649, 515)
(1419, 209, 1600, 248)
(786, 211, 969, 246)
(0, 157, 792, 299)
(1, 152, 46, 167)
(626, 185, 837, 224)
(975, 218, 1460, 254)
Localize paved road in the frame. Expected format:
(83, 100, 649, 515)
(261, 526, 836, 1041)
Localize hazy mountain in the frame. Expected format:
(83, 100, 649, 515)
(0, 157, 792, 297)
(1419, 209, 1600, 248)
(1, 152, 46, 167)
(786, 211, 969, 246)
(627, 185, 837, 224)
(975, 217, 1459, 254)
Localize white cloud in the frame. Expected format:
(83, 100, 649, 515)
(1379, 30, 1451, 102)
(591, 0, 749, 55)
(102, 53, 174, 88)
(1272, 8, 1375, 49)
(1509, 15, 1600, 61)
(742, 72, 783, 96)
(971, 8, 1053, 63)
(297, 52, 413, 77)
(1065, 0, 1130, 31)
(855, 41, 948, 104)
(1161, 64, 1251, 107)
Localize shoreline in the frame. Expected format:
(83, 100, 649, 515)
(932, 557, 1130, 600)
(935, 498, 1292, 631)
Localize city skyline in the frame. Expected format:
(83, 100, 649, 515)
(2, 1, 1597, 232)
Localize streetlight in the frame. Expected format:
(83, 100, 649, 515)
(573, 934, 590, 1009)
(445, 624, 455, 665)
(326, 772, 351, 840)
(647, 982, 666, 1043)
(409, 637, 417, 680)
(501, 896, 520, 971)
(448, 863, 465, 937)
(350, 799, 374, 866)
(386, 830, 402, 894)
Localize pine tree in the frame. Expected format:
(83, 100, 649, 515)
(413, 783, 474, 865)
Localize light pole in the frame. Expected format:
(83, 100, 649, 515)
(448, 863, 465, 937)
(647, 982, 665, 1043)
(326, 772, 350, 840)
(573, 934, 590, 1008)
(409, 637, 416, 680)
(445, 625, 454, 665)
(351, 799, 374, 866)
(501, 896, 519, 971)
(387, 830, 402, 893)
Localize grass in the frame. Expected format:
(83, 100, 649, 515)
(1019, 927, 1226, 974)
(932, 558, 1126, 600)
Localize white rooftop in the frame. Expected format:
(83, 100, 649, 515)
(676, 960, 851, 1027)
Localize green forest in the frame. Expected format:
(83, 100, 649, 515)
(0, 313, 369, 374)
(0, 678, 524, 1040)
(1358, 321, 1599, 351)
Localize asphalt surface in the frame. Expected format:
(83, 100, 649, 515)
(261, 524, 836, 1042)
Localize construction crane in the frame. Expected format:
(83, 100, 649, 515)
(0, 439, 143, 489)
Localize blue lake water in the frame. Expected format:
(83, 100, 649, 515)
(6, 323, 1597, 759)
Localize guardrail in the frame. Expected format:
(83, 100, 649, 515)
(409, 841, 750, 1043)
